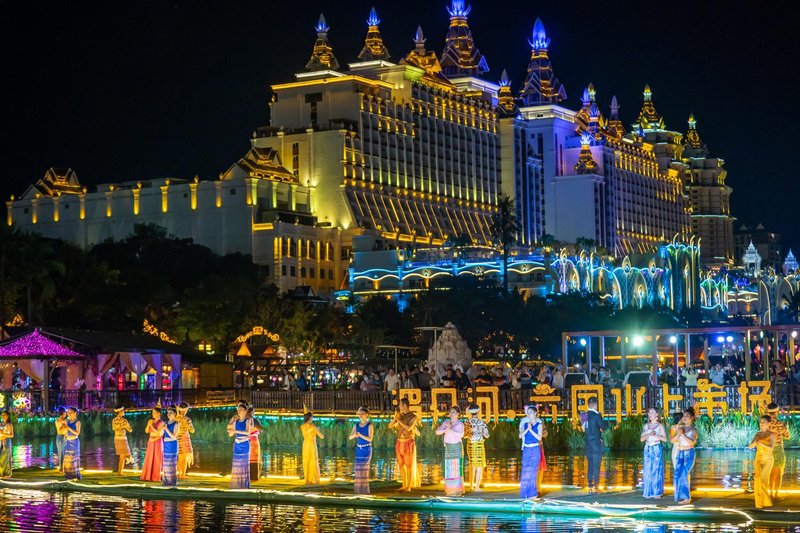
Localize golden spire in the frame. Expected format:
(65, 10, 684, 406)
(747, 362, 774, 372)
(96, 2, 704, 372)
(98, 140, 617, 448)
(497, 69, 516, 115)
(358, 7, 390, 61)
(401, 26, 442, 75)
(635, 84, 665, 130)
(574, 132, 598, 174)
(519, 18, 566, 105)
(606, 95, 625, 138)
(305, 13, 340, 71)
(440, 1, 489, 77)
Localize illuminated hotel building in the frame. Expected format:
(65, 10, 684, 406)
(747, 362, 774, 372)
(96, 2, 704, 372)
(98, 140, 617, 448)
(254, 7, 500, 248)
(8, 2, 737, 301)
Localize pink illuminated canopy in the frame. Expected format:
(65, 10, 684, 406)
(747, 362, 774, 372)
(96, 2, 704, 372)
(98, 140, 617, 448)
(0, 330, 83, 359)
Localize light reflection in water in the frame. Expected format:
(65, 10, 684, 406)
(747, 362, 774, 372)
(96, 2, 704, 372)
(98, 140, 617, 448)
(0, 488, 769, 532)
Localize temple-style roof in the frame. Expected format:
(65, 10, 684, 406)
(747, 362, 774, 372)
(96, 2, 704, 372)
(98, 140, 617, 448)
(305, 13, 340, 71)
(684, 114, 708, 155)
(496, 69, 517, 116)
(357, 7, 390, 62)
(606, 95, 625, 138)
(519, 18, 566, 106)
(574, 132, 598, 174)
(634, 84, 665, 130)
(440, 1, 489, 78)
(22, 168, 84, 199)
(399, 26, 454, 91)
(575, 83, 605, 136)
(784, 249, 798, 274)
(222, 146, 298, 183)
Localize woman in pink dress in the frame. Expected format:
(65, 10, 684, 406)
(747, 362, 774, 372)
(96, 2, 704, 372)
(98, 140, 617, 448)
(141, 407, 164, 482)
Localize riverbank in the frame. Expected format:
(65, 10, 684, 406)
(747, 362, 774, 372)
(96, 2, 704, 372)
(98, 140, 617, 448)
(1, 467, 788, 525)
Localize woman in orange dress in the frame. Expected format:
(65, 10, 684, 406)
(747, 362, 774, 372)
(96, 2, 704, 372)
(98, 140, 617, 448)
(140, 407, 164, 482)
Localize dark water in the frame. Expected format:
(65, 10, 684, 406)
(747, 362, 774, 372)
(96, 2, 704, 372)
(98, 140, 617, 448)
(1, 437, 797, 531)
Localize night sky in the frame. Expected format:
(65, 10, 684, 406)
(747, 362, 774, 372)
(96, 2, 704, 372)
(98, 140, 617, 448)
(5, 1, 798, 251)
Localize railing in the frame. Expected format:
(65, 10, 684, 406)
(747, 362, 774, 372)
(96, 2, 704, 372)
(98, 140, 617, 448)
(3, 384, 798, 414)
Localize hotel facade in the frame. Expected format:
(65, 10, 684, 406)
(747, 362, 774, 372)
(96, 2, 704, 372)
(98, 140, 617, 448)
(8, 2, 736, 299)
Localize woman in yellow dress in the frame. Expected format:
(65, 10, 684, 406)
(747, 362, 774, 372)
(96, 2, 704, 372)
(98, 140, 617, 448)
(300, 412, 324, 485)
(748, 415, 775, 509)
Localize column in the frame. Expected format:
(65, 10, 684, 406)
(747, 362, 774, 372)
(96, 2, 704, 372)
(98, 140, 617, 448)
(686, 334, 691, 366)
(621, 338, 627, 374)
(599, 337, 606, 367)
(703, 337, 709, 374)
(764, 331, 771, 381)
(652, 336, 659, 386)
(587, 340, 593, 373)
(562, 333, 568, 369)
(745, 329, 752, 382)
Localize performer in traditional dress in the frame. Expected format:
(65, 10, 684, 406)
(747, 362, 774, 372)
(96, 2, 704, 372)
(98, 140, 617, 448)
(749, 415, 775, 509)
(670, 406, 697, 504)
(388, 398, 419, 492)
(141, 407, 164, 482)
(247, 405, 263, 481)
(300, 411, 324, 485)
(348, 406, 373, 495)
(161, 406, 180, 487)
(0, 411, 14, 478)
(640, 407, 667, 499)
(227, 401, 252, 489)
(176, 402, 195, 480)
(436, 405, 465, 496)
(54, 407, 68, 473)
(63, 407, 82, 480)
(767, 403, 790, 499)
(465, 404, 489, 492)
(518, 405, 542, 499)
(112, 407, 133, 476)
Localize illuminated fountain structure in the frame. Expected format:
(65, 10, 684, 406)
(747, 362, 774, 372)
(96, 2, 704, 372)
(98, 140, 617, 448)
(427, 323, 472, 375)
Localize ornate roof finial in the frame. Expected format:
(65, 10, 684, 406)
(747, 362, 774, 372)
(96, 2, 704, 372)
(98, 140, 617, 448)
(441, 0, 489, 77)
(305, 13, 340, 71)
(588, 82, 596, 102)
(497, 69, 516, 115)
(529, 17, 550, 50)
(520, 17, 566, 105)
(400, 25, 446, 79)
(574, 132, 598, 174)
(634, 84, 665, 130)
(581, 87, 590, 106)
(358, 6, 390, 61)
(684, 113, 707, 153)
(606, 94, 625, 138)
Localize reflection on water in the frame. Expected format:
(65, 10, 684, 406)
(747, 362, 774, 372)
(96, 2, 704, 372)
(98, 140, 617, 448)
(0, 488, 764, 532)
(8, 435, 800, 490)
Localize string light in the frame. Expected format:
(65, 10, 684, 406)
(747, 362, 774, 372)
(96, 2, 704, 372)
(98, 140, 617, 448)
(0, 330, 82, 358)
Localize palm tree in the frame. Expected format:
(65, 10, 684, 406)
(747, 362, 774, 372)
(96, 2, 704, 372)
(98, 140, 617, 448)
(490, 195, 520, 293)
(15, 233, 66, 325)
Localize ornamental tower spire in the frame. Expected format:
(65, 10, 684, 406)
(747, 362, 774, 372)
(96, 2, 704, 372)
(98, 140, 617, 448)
(358, 7, 390, 62)
(400, 26, 443, 75)
(497, 69, 517, 116)
(519, 18, 566, 106)
(684, 114, 708, 154)
(606, 95, 625, 138)
(634, 84, 665, 130)
(574, 132, 598, 174)
(440, 1, 489, 78)
(305, 13, 340, 71)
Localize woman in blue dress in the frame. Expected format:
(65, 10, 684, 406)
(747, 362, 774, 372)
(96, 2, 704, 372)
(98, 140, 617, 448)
(671, 407, 697, 504)
(640, 407, 667, 498)
(518, 405, 542, 499)
(227, 400, 252, 489)
(62, 407, 82, 480)
(348, 406, 374, 494)
(161, 406, 181, 487)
